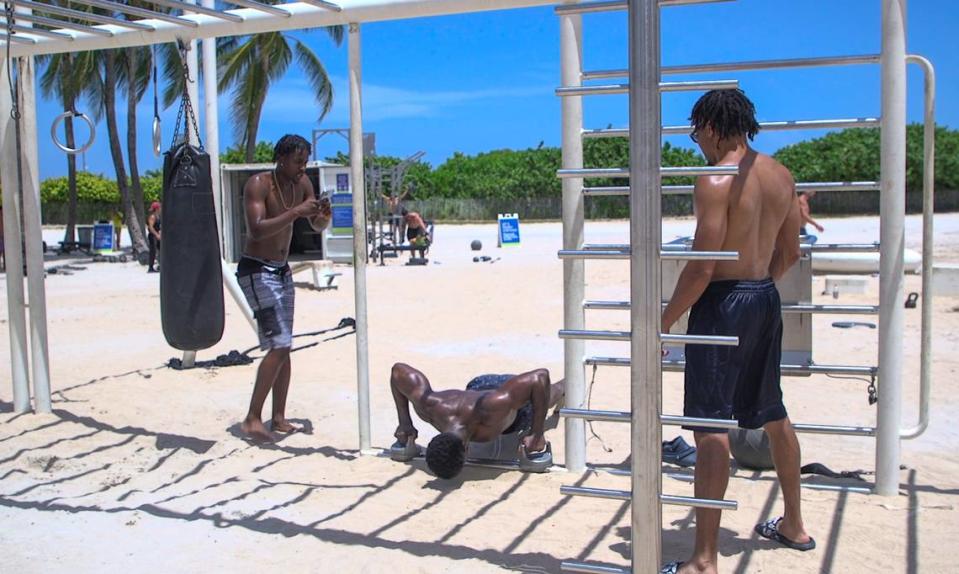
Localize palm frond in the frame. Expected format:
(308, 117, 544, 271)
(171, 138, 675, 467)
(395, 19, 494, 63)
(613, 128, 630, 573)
(291, 38, 334, 120)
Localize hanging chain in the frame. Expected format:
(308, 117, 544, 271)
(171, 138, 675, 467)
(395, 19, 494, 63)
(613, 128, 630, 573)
(867, 375, 878, 406)
(4, 1, 21, 121)
(171, 40, 203, 150)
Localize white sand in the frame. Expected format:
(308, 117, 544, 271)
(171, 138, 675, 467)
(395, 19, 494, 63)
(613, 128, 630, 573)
(1, 214, 957, 573)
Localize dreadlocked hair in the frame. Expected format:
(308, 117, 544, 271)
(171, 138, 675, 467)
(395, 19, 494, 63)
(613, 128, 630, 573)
(689, 89, 760, 142)
(273, 134, 312, 162)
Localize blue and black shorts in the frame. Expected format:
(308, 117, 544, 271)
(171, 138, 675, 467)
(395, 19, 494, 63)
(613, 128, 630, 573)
(683, 278, 788, 433)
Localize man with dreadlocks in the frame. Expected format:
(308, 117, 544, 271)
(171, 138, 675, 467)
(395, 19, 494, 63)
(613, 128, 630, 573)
(236, 134, 331, 442)
(660, 90, 812, 574)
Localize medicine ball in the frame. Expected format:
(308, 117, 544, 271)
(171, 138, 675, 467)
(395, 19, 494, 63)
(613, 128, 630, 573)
(470, 239, 482, 251)
(729, 428, 774, 470)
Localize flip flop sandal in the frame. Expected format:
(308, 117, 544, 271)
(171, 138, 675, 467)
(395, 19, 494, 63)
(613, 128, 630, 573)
(660, 561, 684, 574)
(662, 436, 697, 467)
(754, 517, 816, 551)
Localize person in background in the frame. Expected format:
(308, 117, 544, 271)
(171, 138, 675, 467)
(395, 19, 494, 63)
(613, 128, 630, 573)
(112, 209, 124, 250)
(797, 190, 824, 243)
(146, 202, 162, 273)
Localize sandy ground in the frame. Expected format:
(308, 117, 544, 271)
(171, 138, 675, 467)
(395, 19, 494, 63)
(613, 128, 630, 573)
(1, 214, 958, 574)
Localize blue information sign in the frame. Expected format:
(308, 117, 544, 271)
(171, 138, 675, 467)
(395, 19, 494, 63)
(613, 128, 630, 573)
(331, 193, 353, 230)
(498, 213, 520, 247)
(93, 222, 114, 252)
(336, 173, 349, 191)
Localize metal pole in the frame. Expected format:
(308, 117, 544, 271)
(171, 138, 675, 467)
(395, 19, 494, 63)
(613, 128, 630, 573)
(349, 22, 372, 452)
(201, 0, 222, 249)
(0, 57, 31, 413)
(876, 0, 906, 496)
(17, 49, 52, 412)
(629, 0, 662, 569)
(559, 2, 586, 474)
(900, 54, 934, 440)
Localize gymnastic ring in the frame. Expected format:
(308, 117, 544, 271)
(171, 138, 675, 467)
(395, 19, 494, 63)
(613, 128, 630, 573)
(50, 110, 96, 155)
(152, 116, 162, 157)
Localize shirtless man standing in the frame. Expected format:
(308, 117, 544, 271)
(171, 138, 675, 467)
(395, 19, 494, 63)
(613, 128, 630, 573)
(390, 363, 564, 479)
(660, 90, 812, 574)
(237, 134, 331, 441)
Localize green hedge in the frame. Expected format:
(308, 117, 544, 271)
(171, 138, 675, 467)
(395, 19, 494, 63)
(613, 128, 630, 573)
(39, 171, 161, 204)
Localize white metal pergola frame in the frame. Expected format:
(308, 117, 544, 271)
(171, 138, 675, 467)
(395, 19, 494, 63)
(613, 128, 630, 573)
(0, 1, 933, 572)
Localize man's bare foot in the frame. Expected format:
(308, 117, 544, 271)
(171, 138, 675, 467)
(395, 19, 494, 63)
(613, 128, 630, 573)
(241, 417, 275, 442)
(271, 418, 302, 434)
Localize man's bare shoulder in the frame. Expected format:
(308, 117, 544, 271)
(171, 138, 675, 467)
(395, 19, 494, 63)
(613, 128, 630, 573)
(243, 171, 274, 200)
(754, 152, 795, 182)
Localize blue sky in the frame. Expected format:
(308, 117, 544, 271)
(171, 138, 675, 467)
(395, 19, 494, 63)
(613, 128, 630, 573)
(36, 0, 958, 179)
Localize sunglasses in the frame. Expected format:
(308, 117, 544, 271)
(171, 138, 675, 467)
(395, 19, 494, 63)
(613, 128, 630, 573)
(689, 129, 699, 144)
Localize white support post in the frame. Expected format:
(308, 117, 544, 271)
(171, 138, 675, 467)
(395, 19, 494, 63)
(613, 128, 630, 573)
(876, 0, 907, 496)
(201, 0, 222, 248)
(0, 57, 31, 413)
(560, 3, 586, 474)
(18, 51, 52, 412)
(349, 22, 372, 453)
(629, 0, 662, 570)
(180, 0, 201, 370)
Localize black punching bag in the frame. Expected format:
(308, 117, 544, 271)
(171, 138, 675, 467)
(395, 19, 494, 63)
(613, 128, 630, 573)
(159, 143, 225, 350)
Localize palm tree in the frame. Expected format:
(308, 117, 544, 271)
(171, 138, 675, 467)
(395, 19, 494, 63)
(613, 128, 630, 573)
(217, 25, 344, 162)
(86, 49, 148, 254)
(38, 50, 93, 246)
(117, 45, 154, 240)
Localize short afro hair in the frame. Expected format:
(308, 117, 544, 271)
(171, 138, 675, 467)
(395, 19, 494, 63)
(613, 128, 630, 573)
(425, 432, 466, 479)
(273, 134, 312, 162)
(689, 89, 760, 142)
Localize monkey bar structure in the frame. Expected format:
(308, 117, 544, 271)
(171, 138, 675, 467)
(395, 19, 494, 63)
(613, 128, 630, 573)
(0, 2, 935, 572)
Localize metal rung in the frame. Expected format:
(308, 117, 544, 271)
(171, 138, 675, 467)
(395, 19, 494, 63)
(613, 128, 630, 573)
(69, 0, 199, 27)
(562, 485, 630, 501)
(782, 304, 880, 315)
(658, 470, 874, 494)
(559, 329, 630, 342)
(556, 79, 737, 97)
(661, 181, 881, 195)
(662, 493, 738, 510)
(148, 0, 245, 22)
(561, 407, 630, 422)
(299, 0, 343, 10)
(558, 249, 739, 261)
(557, 166, 738, 179)
(12, 0, 155, 29)
(582, 54, 881, 81)
(563, 409, 875, 437)
(669, 359, 879, 377)
(583, 181, 879, 197)
(5, 13, 114, 37)
(555, 0, 734, 15)
(0, 22, 73, 40)
(662, 414, 877, 437)
(663, 333, 738, 346)
(583, 300, 879, 315)
(584, 357, 878, 377)
(584, 118, 881, 139)
(227, 0, 292, 17)
(562, 486, 738, 510)
(561, 561, 629, 574)
(0, 32, 34, 44)
(808, 243, 880, 252)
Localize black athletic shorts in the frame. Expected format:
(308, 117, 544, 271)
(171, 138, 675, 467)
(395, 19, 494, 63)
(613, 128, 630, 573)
(465, 374, 532, 435)
(683, 278, 788, 433)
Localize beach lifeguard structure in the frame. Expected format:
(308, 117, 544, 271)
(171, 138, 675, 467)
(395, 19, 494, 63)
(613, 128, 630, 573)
(0, 1, 936, 572)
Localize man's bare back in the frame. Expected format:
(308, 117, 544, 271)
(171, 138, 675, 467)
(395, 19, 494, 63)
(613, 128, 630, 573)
(709, 150, 801, 281)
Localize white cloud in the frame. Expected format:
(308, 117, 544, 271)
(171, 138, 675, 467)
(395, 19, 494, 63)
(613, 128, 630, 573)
(253, 76, 550, 125)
